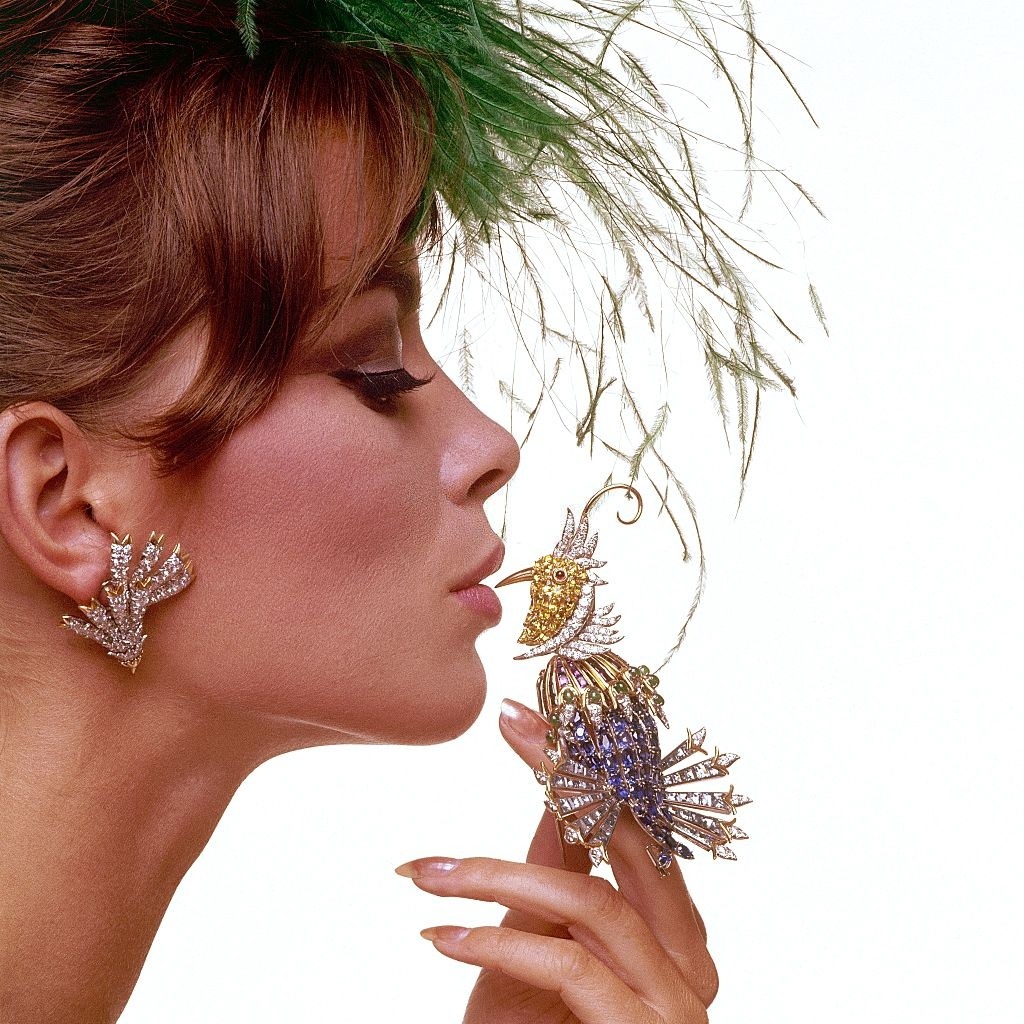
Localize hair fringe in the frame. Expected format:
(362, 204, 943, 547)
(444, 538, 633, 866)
(1, 8, 437, 476)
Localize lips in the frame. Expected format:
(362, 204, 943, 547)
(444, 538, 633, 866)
(451, 540, 505, 592)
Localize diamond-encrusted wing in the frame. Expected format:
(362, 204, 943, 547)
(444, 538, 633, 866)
(544, 760, 620, 868)
(61, 531, 194, 674)
(529, 651, 751, 872)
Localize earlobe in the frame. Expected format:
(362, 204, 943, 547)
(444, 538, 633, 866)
(0, 403, 114, 604)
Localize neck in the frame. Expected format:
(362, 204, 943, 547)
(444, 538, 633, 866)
(0, 675, 270, 1023)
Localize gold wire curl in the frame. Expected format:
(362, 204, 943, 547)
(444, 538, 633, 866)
(580, 483, 643, 526)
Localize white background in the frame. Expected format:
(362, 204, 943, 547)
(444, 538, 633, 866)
(121, 2, 1023, 1021)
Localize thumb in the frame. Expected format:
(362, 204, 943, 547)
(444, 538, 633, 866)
(498, 697, 592, 875)
(497, 696, 550, 772)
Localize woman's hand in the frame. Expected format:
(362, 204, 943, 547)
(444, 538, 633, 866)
(395, 698, 718, 1023)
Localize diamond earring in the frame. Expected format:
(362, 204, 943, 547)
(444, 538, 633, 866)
(61, 531, 194, 674)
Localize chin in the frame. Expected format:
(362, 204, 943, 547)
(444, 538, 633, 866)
(406, 662, 489, 746)
(285, 651, 490, 747)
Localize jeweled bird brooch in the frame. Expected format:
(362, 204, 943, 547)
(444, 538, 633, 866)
(495, 484, 750, 872)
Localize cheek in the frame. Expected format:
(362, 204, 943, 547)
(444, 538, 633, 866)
(160, 381, 485, 741)
(196, 391, 416, 591)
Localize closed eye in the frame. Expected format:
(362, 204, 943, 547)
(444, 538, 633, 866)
(332, 366, 436, 411)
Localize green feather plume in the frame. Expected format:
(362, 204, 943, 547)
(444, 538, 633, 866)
(242, 1, 823, 657)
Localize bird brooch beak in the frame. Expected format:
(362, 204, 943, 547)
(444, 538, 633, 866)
(494, 566, 534, 587)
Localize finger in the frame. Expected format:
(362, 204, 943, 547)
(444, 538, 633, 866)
(498, 698, 588, 937)
(421, 925, 707, 1024)
(500, 697, 713, 997)
(397, 856, 686, 1004)
(604, 808, 716, 1002)
(499, 698, 591, 874)
(692, 901, 708, 943)
(500, 813, 576, 938)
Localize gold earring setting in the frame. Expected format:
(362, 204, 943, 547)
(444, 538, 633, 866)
(61, 531, 194, 674)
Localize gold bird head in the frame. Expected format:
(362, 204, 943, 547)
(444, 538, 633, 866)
(499, 552, 591, 646)
(494, 503, 625, 661)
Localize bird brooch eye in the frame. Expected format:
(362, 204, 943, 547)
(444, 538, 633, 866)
(554, 568, 567, 581)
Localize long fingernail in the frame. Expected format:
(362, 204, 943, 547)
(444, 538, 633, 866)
(500, 697, 545, 739)
(394, 857, 461, 879)
(420, 925, 469, 943)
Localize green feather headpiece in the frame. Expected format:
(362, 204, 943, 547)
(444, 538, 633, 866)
(227, 2, 824, 434)
(239, 1, 824, 658)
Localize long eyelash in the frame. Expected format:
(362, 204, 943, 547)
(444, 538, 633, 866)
(333, 366, 436, 409)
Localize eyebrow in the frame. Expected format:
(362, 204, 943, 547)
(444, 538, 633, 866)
(356, 265, 422, 319)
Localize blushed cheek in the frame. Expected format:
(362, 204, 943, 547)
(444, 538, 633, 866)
(195, 388, 422, 579)
(163, 385, 448, 725)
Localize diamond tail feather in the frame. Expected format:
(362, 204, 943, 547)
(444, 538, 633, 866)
(659, 735, 752, 865)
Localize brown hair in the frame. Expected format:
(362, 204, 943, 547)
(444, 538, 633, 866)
(0, 2, 438, 476)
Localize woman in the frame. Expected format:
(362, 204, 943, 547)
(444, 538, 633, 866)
(0, 2, 799, 1021)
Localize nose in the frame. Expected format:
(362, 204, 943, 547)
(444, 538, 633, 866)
(436, 367, 521, 505)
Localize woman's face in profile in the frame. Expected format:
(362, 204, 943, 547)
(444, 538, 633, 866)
(139, 137, 521, 749)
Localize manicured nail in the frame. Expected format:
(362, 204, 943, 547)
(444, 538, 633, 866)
(394, 857, 461, 879)
(500, 697, 545, 739)
(420, 925, 470, 943)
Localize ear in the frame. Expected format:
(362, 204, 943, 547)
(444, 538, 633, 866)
(0, 402, 118, 604)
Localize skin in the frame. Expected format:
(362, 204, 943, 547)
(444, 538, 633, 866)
(406, 699, 719, 1024)
(0, 132, 717, 1023)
